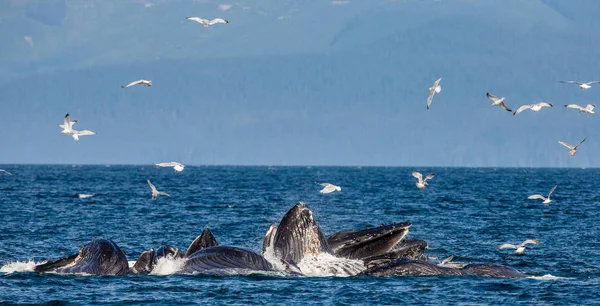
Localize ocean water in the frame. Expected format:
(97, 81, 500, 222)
(1, 165, 599, 304)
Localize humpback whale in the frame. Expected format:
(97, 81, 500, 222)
(182, 246, 275, 274)
(34, 238, 129, 275)
(327, 223, 412, 260)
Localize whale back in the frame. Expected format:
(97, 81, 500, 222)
(327, 222, 412, 260)
(272, 202, 331, 263)
(185, 228, 219, 257)
(52, 238, 129, 275)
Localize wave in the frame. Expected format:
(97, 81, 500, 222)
(528, 274, 568, 281)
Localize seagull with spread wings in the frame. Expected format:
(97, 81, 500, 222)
(560, 80, 600, 90)
(57, 113, 96, 141)
(0, 169, 14, 177)
(426, 78, 442, 110)
(486, 92, 512, 112)
(527, 185, 557, 205)
(558, 138, 586, 156)
(317, 183, 341, 194)
(147, 179, 170, 200)
(513, 102, 553, 115)
(564, 104, 595, 117)
(155, 162, 185, 172)
(186, 17, 229, 27)
(121, 79, 152, 88)
(411, 171, 435, 189)
(497, 240, 539, 255)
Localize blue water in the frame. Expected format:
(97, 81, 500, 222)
(1, 165, 599, 304)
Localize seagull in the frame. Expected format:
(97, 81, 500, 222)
(513, 102, 553, 115)
(564, 104, 595, 116)
(497, 240, 539, 255)
(527, 185, 557, 205)
(121, 79, 152, 88)
(317, 183, 341, 194)
(155, 162, 185, 172)
(437, 255, 467, 268)
(411, 171, 435, 189)
(426, 78, 442, 110)
(486, 93, 512, 112)
(558, 138, 586, 156)
(57, 113, 77, 135)
(0, 169, 14, 177)
(186, 17, 229, 27)
(560, 80, 600, 90)
(57, 113, 96, 141)
(147, 179, 170, 200)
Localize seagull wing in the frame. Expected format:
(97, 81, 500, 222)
(0, 169, 14, 176)
(486, 92, 501, 103)
(513, 104, 532, 115)
(548, 185, 557, 197)
(538, 102, 553, 108)
(497, 244, 517, 249)
(320, 184, 336, 193)
(426, 88, 436, 110)
(499, 101, 512, 112)
(424, 173, 435, 182)
(73, 130, 96, 137)
(122, 80, 143, 88)
(63, 114, 71, 127)
(156, 162, 177, 167)
(520, 240, 539, 246)
(558, 141, 574, 150)
(411, 171, 423, 183)
(158, 191, 171, 197)
(186, 17, 207, 23)
(564, 104, 584, 111)
(440, 255, 454, 265)
(574, 137, 586, 148)
(585, 81, 600, 85)
(147, 180, 157, 193)
(209, 18, 229, 25)
(527, 194, 546, 200)
(560, 80, 583, 85)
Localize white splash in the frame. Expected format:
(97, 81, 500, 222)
(0, 260, 38, 273)
(297, 254, 364, 276)
(77, 194, 94, 199)
(528, 274, 568, 281)
(127, 261, 136, 268)
(150, 257, 187, 275)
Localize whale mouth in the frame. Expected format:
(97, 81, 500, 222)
(327, 222, 412, 260)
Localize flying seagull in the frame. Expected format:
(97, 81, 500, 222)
(513, 102, 553, 115)
(558, 138, 586, 156)
(0, 169, 14, 177)
(317, 183, 341, 194)
(186, 17, 229, 27)
(147, 179, 170, 200)
(560, 80, 600, 90)
(155, 162, 185, 172)
(564, 104, 595, 116)
(411, 171, 435, 189)
(121, 79, 152, 88)
(486, 93, 512, 112)
(527, 185, 557, 205)
(497, 240, 539, 255)
(57, 113, 96, 141)
(426, 78, 442, 110)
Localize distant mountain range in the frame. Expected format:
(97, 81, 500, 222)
(1, 0, 599, 166)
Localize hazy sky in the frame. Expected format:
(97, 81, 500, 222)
(1, 0, 599, 166)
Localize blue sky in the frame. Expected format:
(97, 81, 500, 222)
(1, 0, 599, 166)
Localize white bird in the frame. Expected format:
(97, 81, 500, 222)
(57, 113, 96, 141)
(437, 255, 467, 268)
(497, 240, 539, 255)
(513, 102, 553, 115)
(560, 80, 600, 90)
(0, 169, 14, 177)
(147, 179, 170, 200)
(411, 171, 435, 189)
(486, 92, 512, 112)
(77, 194, 94, 199)
(558, 138, 586, 156)
(155, 162, 185, 172)
(57, 113, 77, 135)
(564, 104, 595, 116)
(121, 79, 152, 88)
(527, 185, 557, 205)
(427, 78, 442, 110)
(318, 183, 341, 194)
(186, 17, 229, 27)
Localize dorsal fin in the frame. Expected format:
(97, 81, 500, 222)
(185, 228, 219, 257)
